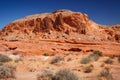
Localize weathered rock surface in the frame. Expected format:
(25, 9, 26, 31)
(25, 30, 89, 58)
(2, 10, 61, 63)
(1, 9, 120, 42)
(0, 9, 120, 56)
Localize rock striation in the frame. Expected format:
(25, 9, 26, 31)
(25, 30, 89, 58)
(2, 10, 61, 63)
(1, 9, 120, 42)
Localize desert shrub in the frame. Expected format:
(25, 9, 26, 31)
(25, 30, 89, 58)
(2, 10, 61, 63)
(67, 58, 72, 62)
(37, 69, 53, 80)
(0, 65, 15, 79)
(80, 50, 103, 64)
(88, 50, 103, 61)
(14, 57, 23, 63)
(9, 54, 23, 63)
(0, 54, 12, 63)
(0, 62, 3, 66)
(104, 58, 113, 64)
(98, 67, 113, 80)
(83, 64, 94, 73)
(12, 51, 19, 55)
(110, 55, 116, 59)
(100, 63, 105, 67)
(50, 56, 64, 64)
(80, 57, 91, 64)
(53, 69, 78, 80)
(43, 53, 50, 56)
(118, 56, 120, 63)
(93, 50, 103, 56)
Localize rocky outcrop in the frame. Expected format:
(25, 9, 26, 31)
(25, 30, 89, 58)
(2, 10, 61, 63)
(1, 9, 120, 42)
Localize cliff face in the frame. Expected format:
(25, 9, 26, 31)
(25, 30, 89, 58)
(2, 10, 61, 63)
(1, 10, 120, 42)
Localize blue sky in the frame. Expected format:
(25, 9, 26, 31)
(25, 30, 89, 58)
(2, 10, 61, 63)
(0, 0, 120, 29)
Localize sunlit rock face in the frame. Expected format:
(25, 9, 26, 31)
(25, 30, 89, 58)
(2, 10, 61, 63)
(1, 9, 120, 42)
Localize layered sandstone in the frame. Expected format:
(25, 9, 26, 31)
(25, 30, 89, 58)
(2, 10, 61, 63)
(0, 9, 120, 42)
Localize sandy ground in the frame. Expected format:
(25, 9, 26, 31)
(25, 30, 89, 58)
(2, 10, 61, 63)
(0, 39, 120, 80)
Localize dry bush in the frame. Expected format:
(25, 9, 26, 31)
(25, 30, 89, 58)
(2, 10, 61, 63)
(0, 65, 15, 79)
(80, 50, 103, 64)
(118, 56, 120, 63)
(80, 57, 91, 64)
(104, 58, 113, 64)
(98, 67, 113, 80)
(50, 56, 64, 64)
(12, 51, 19, 55)
(43, 53, 50, 56)
(53, 69, 78, 80)
(67, 58, 72, 62)
(83, 64, 94, 73)
(88, 50, 103, 61)
(93, 50, 103, 56)
(37, 69, 54, 80)
(0, 54, 12, 63)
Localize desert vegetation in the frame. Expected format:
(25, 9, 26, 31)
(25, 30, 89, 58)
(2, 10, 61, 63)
(0, 49, 119, 80)
(80, 50, 103, 64)
(0, 54, 12, 63)
(53, 69, 78, 80)
(37, 69, 54, 80)
(0, 8, 120, 80)
(50, 56, 64, 64)
(98, 67, 113, 80)
(37, 68, 78, 80)
(0, 65, 16, 79)
(104, 58, 113, 64)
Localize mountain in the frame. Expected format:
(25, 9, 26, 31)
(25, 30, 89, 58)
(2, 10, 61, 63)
(0, 9, 120, 42)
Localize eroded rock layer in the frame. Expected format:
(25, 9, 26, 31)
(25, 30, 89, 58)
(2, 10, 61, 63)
(0, 9, 120, 42)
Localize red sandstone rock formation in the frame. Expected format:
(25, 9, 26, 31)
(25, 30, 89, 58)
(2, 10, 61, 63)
(0, 9, 120, 42)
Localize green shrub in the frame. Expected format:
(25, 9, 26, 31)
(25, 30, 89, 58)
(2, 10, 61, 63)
(104, 58, 113, 64)
(0, 65, 15, 79)
(53, 69, 78, 80)
(0, 54, 12, 63)
(50, 56, 64, 64)
(37, 69, 53, 80)
(80, 57, 91, 64)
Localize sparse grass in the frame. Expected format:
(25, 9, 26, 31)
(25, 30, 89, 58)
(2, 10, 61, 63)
(0, 65, 15, 79)
(98, 67, 113, 80)
(37, 69, 54, 80)
(53, 69, 78, 80)
(50, 56, 64, 64)
(0, 54, 12, 63)
(104, 58, 113, 64)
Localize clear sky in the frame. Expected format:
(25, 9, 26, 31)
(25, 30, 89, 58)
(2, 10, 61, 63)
(0, 0, 120, 29)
